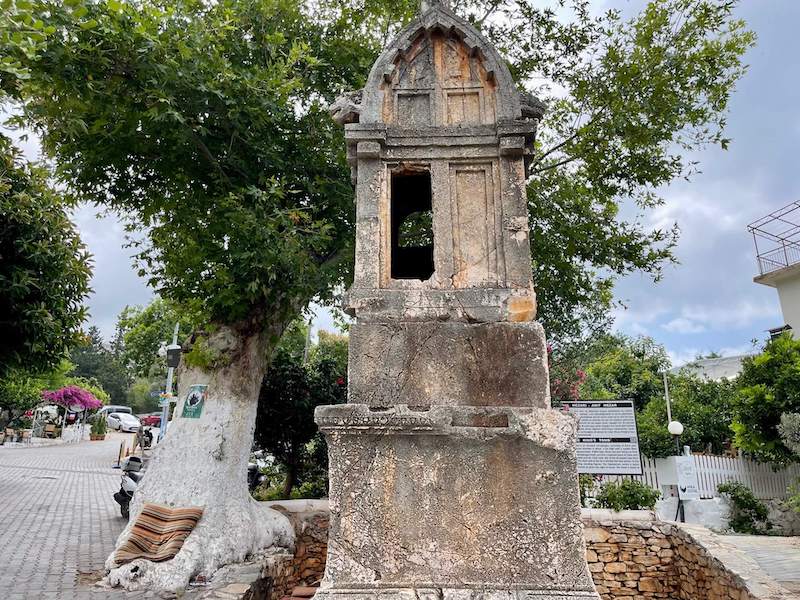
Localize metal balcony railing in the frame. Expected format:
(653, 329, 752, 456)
(748, 201, 800, 276)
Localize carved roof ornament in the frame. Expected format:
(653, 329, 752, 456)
(328, 0, 544, 128)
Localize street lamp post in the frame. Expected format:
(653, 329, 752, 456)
(668, 419, 685, 522)
(668, 419, 684, 453)
(158, 323, 181, 442)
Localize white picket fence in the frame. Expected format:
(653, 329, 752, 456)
(594, 455, 800, 500)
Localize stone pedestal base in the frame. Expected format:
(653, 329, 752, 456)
(314, 587, 600, 600)
(314, 404, 599, 600)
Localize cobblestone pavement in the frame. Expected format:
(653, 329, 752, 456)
(0, 433, 145, 599)
(723, 534, 800, 594)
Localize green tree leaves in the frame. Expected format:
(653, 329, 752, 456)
(731, 334, 800, 465)
(0, 136, 91, 376)
(8, 0, 358, 329)
(115, 298, 200, 378)
(254, 326, 347, 497)
(3, 0, 755, 340)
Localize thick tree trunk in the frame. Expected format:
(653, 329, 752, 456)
(104, 320, 294, 593)
(282, 461, 296, 499)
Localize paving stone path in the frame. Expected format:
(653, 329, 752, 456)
(723, 534, 800, 595)
(0, 433, 147, 599)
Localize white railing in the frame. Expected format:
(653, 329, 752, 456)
(588, 455, 800, 500)
(689, 454, 800, 499)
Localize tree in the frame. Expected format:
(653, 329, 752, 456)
(0, 369, 45, 427)
(116, 298, 201, 378)
(478, 0, 755, 337)
(254, 327, 348, 498)
(579, 334, 670, 409)
(4, 0, 753, 590)
(69, 326, 130, 404)
(126, 377, 161, 414)
(0, 135, 92, 376)
(731, 334, 800, 465)
(636, 373, 737, 458)
(5, 0, 358, 589)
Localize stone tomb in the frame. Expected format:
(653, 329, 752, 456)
(316, 2, 600, 599)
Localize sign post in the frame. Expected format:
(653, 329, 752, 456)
(158, 323, 181, 442)
(562, 400, 643, 475)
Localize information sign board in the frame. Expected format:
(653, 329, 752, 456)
(562, 400, 642, 475)
(675, 455, 701, 500)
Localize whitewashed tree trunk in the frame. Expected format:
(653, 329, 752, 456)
(104, 322, 294, 593)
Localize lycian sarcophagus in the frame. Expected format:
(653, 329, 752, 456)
(316, 2, 600, 599)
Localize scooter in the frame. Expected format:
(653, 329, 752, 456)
(247, 462, 266, 492)
(113, 456, 144, 519)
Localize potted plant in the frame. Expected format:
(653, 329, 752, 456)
(90, 412, 107, 441)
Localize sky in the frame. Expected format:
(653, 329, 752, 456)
(10, 0, 799, 366)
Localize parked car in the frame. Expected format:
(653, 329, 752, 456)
(139, 413, 162, 427)
(90, 405, 133, 422)
(107, 412, 141, 433)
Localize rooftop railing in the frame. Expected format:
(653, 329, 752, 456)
(748, 201, 800, 276)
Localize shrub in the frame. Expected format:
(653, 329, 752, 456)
(579, 474, 597, 508)
(90, 413, 107, 436)
(717, 481, 773, 534)
(595, 479, 660, 511)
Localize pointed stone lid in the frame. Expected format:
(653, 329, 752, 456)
(359, 0, 524, 124)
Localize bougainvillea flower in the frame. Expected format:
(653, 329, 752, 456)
(41, 386, 103, 410)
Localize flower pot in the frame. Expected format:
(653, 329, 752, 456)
(90, 433, 106, 441)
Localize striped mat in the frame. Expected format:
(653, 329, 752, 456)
(115, 503, 204, 565)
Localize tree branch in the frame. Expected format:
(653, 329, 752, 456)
(530, 154, 580, 175)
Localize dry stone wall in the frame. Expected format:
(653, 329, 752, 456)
(264, 500, 329, 600)
(257, 503, 791, 600)
(582, 510, 790, 600)
(583, 514, 677, 598)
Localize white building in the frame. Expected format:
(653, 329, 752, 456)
(671, 355, 751, 381)
(748, 201, 800, 337)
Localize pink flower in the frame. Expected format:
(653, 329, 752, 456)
(41, 385, 103, 411)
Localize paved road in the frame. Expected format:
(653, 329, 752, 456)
(723, 534, 800, 594)
(0, 433, 142, 599)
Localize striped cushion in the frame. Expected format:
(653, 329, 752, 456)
(115, 503, 204, 565)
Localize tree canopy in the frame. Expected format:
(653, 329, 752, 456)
(2, 0, 755, 341)
(115, 298, 201, 378)
(69, 325, 130, 404)
(636, 373, 737, 458)
(5, 0, 357, 334)
(578, 334, 670, 410)
(0, 135, 92, 376)
(731, 334, 800, 465)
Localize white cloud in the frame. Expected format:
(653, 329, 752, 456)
(662, 318, 706, 335)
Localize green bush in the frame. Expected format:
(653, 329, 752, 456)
(579, 474, 597, 508)
(595, 479, 660, 511)
(787, 481, 800, 515)
(717, 481, 773, 534)
(90, 412, 107, 436)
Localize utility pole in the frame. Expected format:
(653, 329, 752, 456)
(302, 318, 312, 365)
(664, 371, 672, 423)
(158, 323, 181, 442)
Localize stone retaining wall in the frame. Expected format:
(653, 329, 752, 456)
(211, 503, 790, 600)
(582, 509, 789, 600)
(265, 500, 329, 600)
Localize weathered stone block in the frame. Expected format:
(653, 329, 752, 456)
(315, 404, 597, 599)
(347, 321, 549, 408)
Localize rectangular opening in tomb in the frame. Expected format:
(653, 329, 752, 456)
(390, 170, 435, 280)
